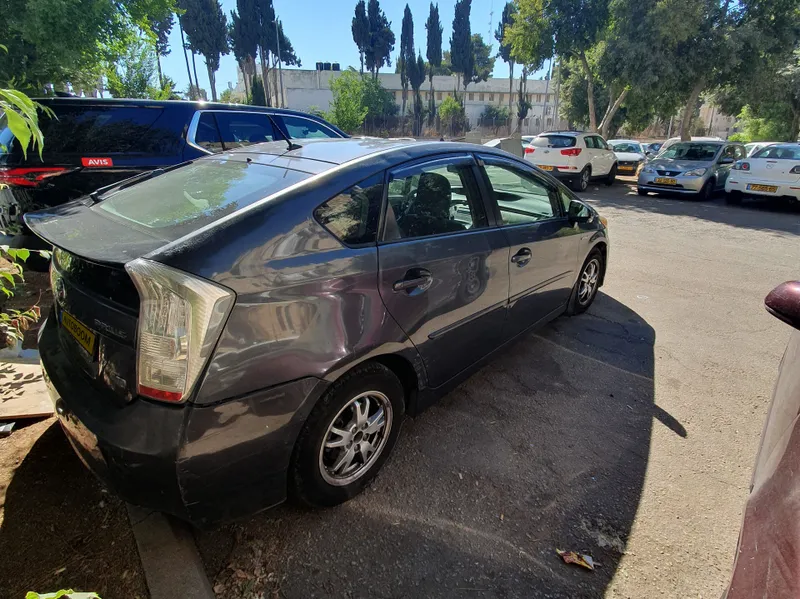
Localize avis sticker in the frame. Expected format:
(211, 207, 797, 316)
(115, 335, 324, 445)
(81, 157, 113, 167)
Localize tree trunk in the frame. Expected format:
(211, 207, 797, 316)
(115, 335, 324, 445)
(178, 19, 194, 99)
(577, 51, 597, 132)
(259, 47, 272, 107)
(191, 52, 201, 99)
(272, 53, 279, 106)
(508, 61, 514, 136)
(155, 51, 163, 89)
(429, 76, 435, 126)
(359, 51, 364, 75)
(241, 62, 250, 101)
(680, 78, 705, 141)
(206, 62, 217, 102)
(599, 86, 630, 139)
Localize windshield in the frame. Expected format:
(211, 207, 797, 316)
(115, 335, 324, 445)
(657, 143, 720, 161)
(532, 135, 576, 148)
(752, 145, 800, 160)
(611, 142, 642, 153)
(95, 158, 309, 237)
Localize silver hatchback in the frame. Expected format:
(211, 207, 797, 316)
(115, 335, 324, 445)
(637, 141, 747, 199)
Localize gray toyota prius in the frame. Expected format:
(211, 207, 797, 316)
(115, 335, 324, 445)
(27, 138, 609, 526)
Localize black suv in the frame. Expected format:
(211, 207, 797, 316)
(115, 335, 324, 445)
(0, 98, 346, 251)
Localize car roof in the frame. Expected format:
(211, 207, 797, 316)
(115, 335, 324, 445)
(221, 137, 511, 168)
(539, 131, 584, 136)
(608, 139, 641, 144)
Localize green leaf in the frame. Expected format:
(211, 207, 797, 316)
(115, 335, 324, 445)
(4, 109, 31, 160)
(38, 250, 52, 260)
(13, 248, 30, 262)
(0, 271, 16, 285)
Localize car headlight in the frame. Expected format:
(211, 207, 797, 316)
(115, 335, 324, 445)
(642, 166, 655, 174)
(683, 168, 707, 177)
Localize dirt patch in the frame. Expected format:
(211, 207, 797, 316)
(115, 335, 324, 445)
(0, 418, 147, 598)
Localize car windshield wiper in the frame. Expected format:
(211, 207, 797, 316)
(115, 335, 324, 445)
(90, 161, 192, 203)
(266, 114, 302, 152)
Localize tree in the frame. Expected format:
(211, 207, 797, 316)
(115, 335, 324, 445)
(409, 53, 427, 135)
(150, 13, 174, 88)
(450, 0, 473, 94)
(327, 70, 369, 132)
(177, 12, 196, 99)
(481, 104, 511, 133)
(183, 0, 229, 102)
(352, 0, 370, 75)
(505, 0, 552, 133)
(362, 75, 398, 119)
(470, 34, 494, 84)
(255, 0, 276, 106)
(425, 2, 443, 122)
(219, 88, 242, 103)
(230, 0, 260, 101)
(106, 38, 158, 99)
(251, 74, 266, 106)
(399, 4, 414, 117)
(546, 0, 609, 132)
(438, 95, 463, 135)
(495, 2, 516, 123)
(365, 0, 395, 79)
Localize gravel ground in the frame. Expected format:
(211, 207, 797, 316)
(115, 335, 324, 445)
(194, 183, 800, 598)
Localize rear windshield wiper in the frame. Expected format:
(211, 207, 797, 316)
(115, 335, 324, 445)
(89, 161, 193, 203)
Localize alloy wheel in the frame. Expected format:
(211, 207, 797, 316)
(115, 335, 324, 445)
(578, 258, 600, 305)
(318, 391, 393, 486)
(580, 168, 590, 191)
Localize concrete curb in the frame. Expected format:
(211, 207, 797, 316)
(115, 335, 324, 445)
(127, 505, 215, 599)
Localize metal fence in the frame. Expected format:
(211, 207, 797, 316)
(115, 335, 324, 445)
(353, 114, 561, 140)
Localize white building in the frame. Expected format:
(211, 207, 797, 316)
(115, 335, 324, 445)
(235, 67, 567, 135)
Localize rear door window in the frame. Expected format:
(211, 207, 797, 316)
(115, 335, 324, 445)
(279, 115, 340, 139)
(206, 111, 277, 152)
(95, 159, 309, 240)
(314, 174, 383, 245)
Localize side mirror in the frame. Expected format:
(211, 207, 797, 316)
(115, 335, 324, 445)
(765, 281, 800, 331)
(568, 200, 592, 224)
(719, 157, 735, 165)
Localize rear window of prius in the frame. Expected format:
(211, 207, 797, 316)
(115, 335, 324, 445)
(96, 158, 310, 239)
(531, 135, 576, 148)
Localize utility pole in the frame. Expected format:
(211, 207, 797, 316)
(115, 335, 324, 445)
(541, 58, 552, 133)
(275, 19, 285, 108)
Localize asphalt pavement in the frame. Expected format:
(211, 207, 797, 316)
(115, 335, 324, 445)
(194, 181, 800, 599)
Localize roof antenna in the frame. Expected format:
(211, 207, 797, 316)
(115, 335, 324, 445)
(266, 114, 302, 152)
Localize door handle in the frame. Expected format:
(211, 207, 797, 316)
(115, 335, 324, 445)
(511, 248, 532, 267)
(393, 269, 433, 292)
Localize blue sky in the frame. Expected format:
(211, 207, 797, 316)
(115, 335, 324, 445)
(160, 0, 550, 95)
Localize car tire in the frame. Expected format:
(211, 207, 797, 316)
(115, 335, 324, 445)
(289, 361, 405, 508)
(698, 180, 714, 201)
(725, 191, 743, 205)
(637, 187, 648, 196)
(566, 249, 603, 316)
(605, 164, 617, 186)
(572, 167, 591, 192)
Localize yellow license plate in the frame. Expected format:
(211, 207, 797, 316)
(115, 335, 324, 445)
(537, 165, 554, 171)
(748, 184, 778, 193)
(61, 310, 96, 355)
(619, 166, 634, 171)
(655, 177, 677, 185)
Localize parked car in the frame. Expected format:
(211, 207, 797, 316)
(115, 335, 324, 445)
(744, 142, 777, 157)
(0, 97, 346, 255)
(607, 139, 647, 176)
(526, 131, 617, 192)
(657, 136, 723, 155)
(724, 281, 800, 599)
(725, 143, 800, 206)
(644, 142, 663, 155)
(29, 138, 609, 526)
(637, 140, 746, 199)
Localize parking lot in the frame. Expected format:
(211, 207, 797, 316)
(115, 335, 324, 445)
(2, 180, 799, 599)
(187, 183, 800, 598)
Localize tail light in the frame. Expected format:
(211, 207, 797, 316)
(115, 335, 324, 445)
(560, 148, 582, 157)
(733, 161, 750, 171)
(125, 259, 235, 403)
(524, 147, 535, 154)
(790, 165, 800, 174)
(0, 166, 72, 187)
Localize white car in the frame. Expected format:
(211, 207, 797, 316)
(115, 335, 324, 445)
(525, 131, 617, 191)
(725, 143, 800, 205)
(608, 139, 647, 176)
(744, 142, 777, 157)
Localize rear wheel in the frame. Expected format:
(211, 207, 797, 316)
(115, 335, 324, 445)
(605, 164, 617, 186)
(637, 187, 648, 196)
(725, 191, 743, 205)
(290, 362, 405, 508)
(567, 250, 603, 315)
(572, 166, 591, 192)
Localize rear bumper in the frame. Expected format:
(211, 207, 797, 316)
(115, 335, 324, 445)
(39, 310, 327, 527)
(725, 178, 800, 200)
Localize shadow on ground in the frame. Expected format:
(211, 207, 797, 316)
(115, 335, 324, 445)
(583, 182, 800, 237)
(0, 421, 147, 599)
(196, 292, 672, 598)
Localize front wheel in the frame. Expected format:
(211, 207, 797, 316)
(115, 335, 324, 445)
(605, 164, 617, 186)
(698, 180, 714, 201)
(290, 362, 405, 508)
(567, 250, 603, 315)
(572, 167, 591, 192)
